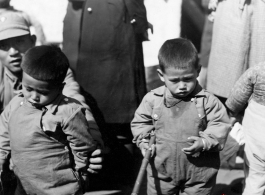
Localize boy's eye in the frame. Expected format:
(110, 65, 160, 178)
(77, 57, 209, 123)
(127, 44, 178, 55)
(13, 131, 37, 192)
(39, 91, 49, 96)
(184, 77, 193, 81)
(0, 43, 10, 51)
(25, 87, 32, 92)
(16, 38, 25, 44)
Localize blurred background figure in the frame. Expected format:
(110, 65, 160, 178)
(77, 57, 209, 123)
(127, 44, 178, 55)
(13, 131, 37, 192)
(197, 0, 213, 89)
(1, 0, 46, 45)
(10, 0, 67, 45)
(206, 0, 265, 102)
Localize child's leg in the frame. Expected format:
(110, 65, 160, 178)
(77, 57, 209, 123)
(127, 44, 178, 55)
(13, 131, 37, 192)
(242, 142, 265, 195)
(146, 171, 179, 195)
(146, 163, 180, 195)
(181, 168, 218, 195)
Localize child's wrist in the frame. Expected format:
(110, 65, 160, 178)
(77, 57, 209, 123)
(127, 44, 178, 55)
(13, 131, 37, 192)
(201, 138, 206, 152)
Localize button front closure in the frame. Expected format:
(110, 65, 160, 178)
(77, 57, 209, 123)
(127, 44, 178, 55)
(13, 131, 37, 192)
(153, 114, 158, 120)
(87, 7, 92, 13)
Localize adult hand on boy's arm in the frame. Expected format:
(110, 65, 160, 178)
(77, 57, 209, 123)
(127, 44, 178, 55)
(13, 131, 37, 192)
(87, 149, 103, 174)
(182, 136, 205, 155)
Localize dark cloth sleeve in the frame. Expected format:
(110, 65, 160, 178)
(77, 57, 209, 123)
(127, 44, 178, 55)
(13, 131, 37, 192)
(63, 107, 96, 171)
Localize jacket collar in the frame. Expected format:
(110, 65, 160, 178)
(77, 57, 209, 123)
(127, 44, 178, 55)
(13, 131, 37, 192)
(5, 68, 22, 92)
(153, 83, 206, 108)
(44, 94, 64, 114)
(22, 93, 64, 114)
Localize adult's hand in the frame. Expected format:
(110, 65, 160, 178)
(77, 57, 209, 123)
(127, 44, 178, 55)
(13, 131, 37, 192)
(87, 149, 103, 174)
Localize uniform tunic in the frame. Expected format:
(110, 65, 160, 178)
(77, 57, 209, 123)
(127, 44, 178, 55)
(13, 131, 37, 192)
(0, 94, 96, 195)
(131, 84, 231, 194)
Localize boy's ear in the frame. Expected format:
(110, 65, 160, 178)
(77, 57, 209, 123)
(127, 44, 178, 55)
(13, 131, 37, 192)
(157, 69, 165, 82)
(196, 64, 202, 76)
(30, 35, 37, 46)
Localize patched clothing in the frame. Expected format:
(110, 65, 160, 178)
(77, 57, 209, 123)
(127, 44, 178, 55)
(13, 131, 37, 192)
(0, 93, 96, 195)
(131, 84, 231, 195)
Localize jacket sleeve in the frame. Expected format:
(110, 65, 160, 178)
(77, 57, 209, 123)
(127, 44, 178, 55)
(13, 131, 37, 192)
(124, 0, 148, 34)
(199, 94, 231, 151)
(131, 93, 154, 147)
(63, 107, 96, 171)
(0, 102, 12, 160)
(63, 68, 104, 148)
(225, 67, 256, 115)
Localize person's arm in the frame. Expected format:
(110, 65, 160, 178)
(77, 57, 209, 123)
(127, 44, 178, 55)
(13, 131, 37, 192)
(226, 67, 256, 115)
(131, 93, 155, 156)
(63, 68, 104, 148)
(199, 94, 231, 151)
(62, 106, 96, 172)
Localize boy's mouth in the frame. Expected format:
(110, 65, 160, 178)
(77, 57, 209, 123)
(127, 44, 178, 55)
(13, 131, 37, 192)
(10, 58, 21, 66)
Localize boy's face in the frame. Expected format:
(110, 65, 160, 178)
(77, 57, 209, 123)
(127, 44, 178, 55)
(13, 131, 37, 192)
(0, 34, 36, 76)
(158, 65, 200, 98)
(22, 72, 62, 107)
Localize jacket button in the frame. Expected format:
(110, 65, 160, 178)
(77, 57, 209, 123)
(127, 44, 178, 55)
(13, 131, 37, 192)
(191, 98, 194, 102)
(87, 7, 92, 13)
(153, 114, 158, 120)
(131, 19, 136, 23)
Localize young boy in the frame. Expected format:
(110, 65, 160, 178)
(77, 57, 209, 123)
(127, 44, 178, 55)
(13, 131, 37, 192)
(0, 45, 96, 194)
(131, 38, 231, 195)
(225, 62, 265, 195)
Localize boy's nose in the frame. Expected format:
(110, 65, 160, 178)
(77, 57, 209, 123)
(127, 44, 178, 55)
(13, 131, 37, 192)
(31, 93, 39, 102)
(9, 46, 19, 56)
(179, 82, 186, 89)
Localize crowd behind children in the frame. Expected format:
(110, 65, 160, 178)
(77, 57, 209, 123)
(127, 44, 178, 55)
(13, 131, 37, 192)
(0, 0, 265, 195)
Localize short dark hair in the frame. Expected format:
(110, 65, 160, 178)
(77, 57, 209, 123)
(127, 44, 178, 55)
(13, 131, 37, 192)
(21, 45, 69, 85)
(158, 38, 199, 72)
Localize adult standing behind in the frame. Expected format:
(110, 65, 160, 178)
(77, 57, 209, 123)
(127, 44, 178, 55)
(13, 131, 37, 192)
(206, 0, 265, 101)
(63, 0, 149, 186)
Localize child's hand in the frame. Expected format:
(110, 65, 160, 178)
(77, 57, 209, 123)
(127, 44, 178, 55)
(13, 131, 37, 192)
(182, 136, 204, 155)
(139, 139, 155, 157)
